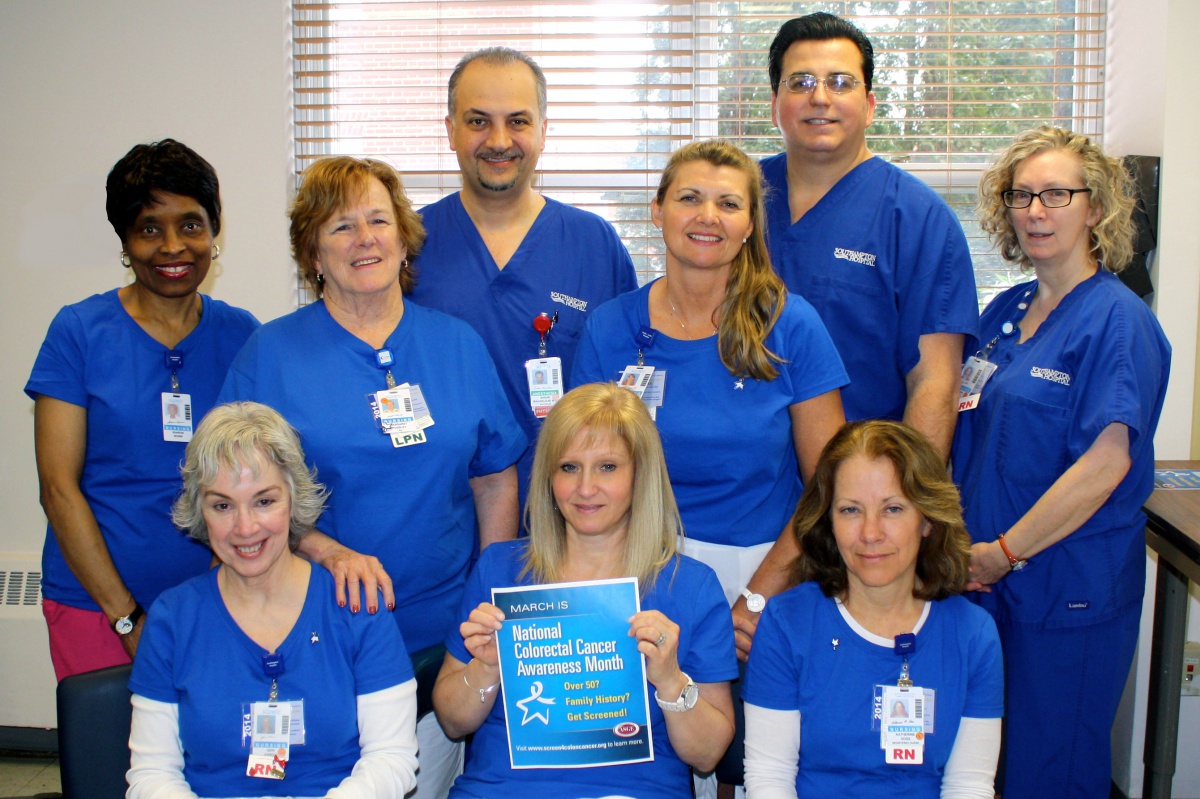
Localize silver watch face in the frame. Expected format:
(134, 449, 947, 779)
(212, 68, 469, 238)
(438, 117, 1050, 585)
(681, 681, 700, 710)
(745, 592, 766, 613)
(115, 617, 134, 635)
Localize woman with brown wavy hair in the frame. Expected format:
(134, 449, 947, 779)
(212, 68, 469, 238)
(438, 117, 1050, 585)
(744, 420, 1003, 797)
(571, 139, 847, 664)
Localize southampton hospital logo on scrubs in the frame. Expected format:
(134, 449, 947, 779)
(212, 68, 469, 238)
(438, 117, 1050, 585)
(550, 292, 588, 312)
(833, 247, 878, 267)
(1030, 366, 1072, 386)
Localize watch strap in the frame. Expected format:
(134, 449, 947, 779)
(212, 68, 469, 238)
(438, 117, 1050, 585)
(997, 534, 1027, 571)
(113, 602, 145, 635)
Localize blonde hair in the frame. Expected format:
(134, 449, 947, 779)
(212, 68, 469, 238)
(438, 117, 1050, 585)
(523, 383, 681, 591)
(978, 126, 1137, 273)
(173, 402, 328, 550)
(289, 156, 426, 297)
(790, 420, 971, 601)
(656, 139, 787, 381)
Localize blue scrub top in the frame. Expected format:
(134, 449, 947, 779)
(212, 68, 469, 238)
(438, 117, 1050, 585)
(762, 154, 978, 422)
(412, 193, 637, 501)
(220, 300, 527, 650)
(571, 281, 847, 548)
(952, 271, 1170, 627)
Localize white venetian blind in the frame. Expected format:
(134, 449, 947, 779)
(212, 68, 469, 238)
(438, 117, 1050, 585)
(292, 0, 1106, 302)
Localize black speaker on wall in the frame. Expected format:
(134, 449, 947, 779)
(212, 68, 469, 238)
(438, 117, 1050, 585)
(1120, 155, 1160, 299)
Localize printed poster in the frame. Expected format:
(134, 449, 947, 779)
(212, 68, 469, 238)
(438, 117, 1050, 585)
(492, 578, 652, 769)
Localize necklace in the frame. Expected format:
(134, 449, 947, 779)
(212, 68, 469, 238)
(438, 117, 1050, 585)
(665, 293, 717, 340)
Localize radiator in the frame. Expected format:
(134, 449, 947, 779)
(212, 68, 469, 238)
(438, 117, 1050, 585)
(0, 555, 58, 729)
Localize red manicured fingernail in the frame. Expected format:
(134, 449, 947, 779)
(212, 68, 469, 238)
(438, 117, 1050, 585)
(351, 605, 359, 613)
(339, 600, 346, 608)
(368, 606, 377, 615)
(387, 602, 395, 611)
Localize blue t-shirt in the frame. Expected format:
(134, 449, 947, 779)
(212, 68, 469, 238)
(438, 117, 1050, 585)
(743, 582, 1004, 798)
(761, 154, 979, 422)
(24, 289, 258, 611)
(571, 281, 847, 547)
(412, 193, 638, 500)
(952, 271, 1171, 627)
(219, 300, 527, 651)
(446, 540, 738, 799)
(129, 564, 414, 798)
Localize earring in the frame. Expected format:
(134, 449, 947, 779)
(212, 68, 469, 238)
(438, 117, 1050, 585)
(400, 258, 409, 270)
(212, 244, 221, 261)
(120, 252, 131, 267)
(315, 273, 324, 286)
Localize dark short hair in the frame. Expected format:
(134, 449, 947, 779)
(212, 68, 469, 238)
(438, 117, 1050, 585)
(789, 420, 971, 601)
(768, 13, 875, 93)
(447, 46, 547, 121)
(105, 139, 221, 242)
(289, 156, 426, 297)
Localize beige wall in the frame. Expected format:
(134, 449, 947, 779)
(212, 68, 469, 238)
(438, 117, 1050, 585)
(0, 0, 296, 562)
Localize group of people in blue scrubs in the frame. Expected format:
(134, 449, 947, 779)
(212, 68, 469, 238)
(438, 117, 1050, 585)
(24, 9, 1172, 799)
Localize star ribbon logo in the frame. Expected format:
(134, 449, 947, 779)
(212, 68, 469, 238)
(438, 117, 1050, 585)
(515, 680, 556, 725)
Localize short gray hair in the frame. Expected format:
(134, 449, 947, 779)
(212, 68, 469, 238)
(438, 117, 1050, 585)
(173, 402, 328, 550)
(447, 46, 547, 121)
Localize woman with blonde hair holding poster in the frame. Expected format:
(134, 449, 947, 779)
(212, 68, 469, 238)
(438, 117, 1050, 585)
(433, 383, 737, 798)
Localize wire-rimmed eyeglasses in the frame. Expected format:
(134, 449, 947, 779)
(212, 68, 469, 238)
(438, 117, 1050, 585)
(781, 73, 863, 95)
(1002, 188, 1092, 209)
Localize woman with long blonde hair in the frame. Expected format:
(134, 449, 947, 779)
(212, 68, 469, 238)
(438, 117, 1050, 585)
(572, 139, 847, 659)
(433, 383, 737, 799)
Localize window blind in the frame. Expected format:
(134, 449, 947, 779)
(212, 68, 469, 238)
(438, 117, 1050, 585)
(292, 0, 1106, 303)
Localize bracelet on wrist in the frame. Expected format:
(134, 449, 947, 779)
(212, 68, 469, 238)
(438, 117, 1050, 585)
(463, 660, 500, 703)
(997, 533, 1028, 571)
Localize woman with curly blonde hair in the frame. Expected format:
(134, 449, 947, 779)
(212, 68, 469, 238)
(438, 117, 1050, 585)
(952, 126, 1171, 798)
(571, 139, 847, 663)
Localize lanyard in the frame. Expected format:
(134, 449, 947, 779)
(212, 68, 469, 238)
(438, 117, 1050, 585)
(894, 633, 916, 687)
(375, 348, 396, 389)
(533, 312, 558, 358)
(262, 652, 285, 702)
(164, 350, 184, 392)
(634, 326, 656, 366)
(978, 285, 1035, 361)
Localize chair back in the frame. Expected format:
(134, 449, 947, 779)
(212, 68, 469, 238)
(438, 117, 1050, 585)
(56, 663, 133, 799)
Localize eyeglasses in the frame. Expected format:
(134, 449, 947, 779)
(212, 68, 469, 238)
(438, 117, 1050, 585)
(1002, 188, 1092, 209)
(782, 73, 863, 95)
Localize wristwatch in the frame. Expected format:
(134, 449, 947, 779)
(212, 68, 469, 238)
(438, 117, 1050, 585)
(741, 588, 766, 613)
(112, 603, 144, 636)
(997, 534, 1028, 572)
(655, 673, 699, 713)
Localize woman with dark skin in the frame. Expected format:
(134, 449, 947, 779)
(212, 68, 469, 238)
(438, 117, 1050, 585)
(26, 139, 257, 680)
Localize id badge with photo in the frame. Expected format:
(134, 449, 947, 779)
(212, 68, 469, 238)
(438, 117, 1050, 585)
(525, 357, 564, 418)
(161, 393, 194, 442)
(957, 356, 998, 413)
(876, 685, 935, 765)
(246, 701, 293, 779)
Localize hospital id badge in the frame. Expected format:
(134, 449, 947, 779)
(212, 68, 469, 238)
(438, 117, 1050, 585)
(161, 393, 193, 442)
(375, 387, 417, 434)
(957, 356, 997, 413)
(618, 366, 663, 420)
(880, 685, 930, 764)
(525, 357, 564, 418)
(246, 701, 292, 779)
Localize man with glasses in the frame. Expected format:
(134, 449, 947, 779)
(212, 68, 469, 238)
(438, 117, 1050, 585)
(412, 47, 637, 507)
(733, 11, 980, 651)
(760, 12, 978, 457)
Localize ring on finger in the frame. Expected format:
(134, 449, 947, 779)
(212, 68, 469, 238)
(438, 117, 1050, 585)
(654, 631, 666, 648)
